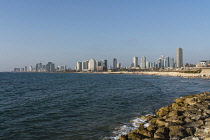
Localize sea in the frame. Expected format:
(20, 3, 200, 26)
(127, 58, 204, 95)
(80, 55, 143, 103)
(1, 72, 210, 140)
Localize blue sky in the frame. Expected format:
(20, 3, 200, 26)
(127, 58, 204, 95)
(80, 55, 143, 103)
(0, 0, 210, 71)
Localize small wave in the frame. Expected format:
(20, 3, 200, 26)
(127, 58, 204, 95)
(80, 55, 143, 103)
(103, 114, 153, 140)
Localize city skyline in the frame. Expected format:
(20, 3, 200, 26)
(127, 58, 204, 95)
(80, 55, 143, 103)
(1, 1, 210, 71)
(15, 47, 184, 72)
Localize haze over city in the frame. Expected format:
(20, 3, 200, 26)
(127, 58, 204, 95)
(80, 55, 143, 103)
(1, 0, 210, 72)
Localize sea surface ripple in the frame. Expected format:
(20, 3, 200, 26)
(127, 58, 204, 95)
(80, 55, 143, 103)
(1, 73, 210, 140)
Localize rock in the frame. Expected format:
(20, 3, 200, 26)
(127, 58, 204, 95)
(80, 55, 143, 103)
(186, 127, 195, 136)
(205, 118, 210, 122)
(172, 103, 183, 109)
(155, 119, 168, 127)
(128, 132, 143, 140)
(184, 97, 197, 105)
(169, 125, 187, 138)
(146, 124, 156, 132)
(184, 117, 193, 123)
(136, 125, 153, 137)
(155, 127, 169, 135)
(150, 118, 158, 125)
(119, 135, 128, 140)
(153, 132, 167, 139)
(141, 115, 154, 122)
(181, 136, 200, 140)
(194, 127, 210, 139)
(118, 92, 210, 140)
(205, 121, 210, 126)
(155, 106, 171, 117)
(168, 110, 179, 117)
(165, 116, 185, 125)
(198, 120, 204, 126)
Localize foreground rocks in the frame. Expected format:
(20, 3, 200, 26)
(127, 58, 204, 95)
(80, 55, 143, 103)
(120, 92, 210, 140)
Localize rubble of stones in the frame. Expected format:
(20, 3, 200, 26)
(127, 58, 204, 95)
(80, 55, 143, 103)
(120, 92, 210, 140)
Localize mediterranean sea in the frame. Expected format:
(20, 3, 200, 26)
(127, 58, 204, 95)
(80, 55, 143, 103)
(1, 72, 210, 140)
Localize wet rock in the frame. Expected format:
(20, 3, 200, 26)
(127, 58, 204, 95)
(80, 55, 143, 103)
(118, 92, 210, 140)
(155, 119, 168, 127)
(141, 115, 154, 122)
(119, 135, 128, 140)
(146, 124, 156, 132)
(136, 125, 153, 137)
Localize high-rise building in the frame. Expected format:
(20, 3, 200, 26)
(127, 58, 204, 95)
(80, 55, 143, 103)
(25, 66, 27, 72)
(46, 62, 55, 72)
(140, 56, 146, 69)
(160, 55, 164, 68)
(76, 62, 82, 71)
(101, 60, 107, 70)
(82, 60, 89, 71)
(28, 66, 33, 72)
(157, 58, 162, 68)
(133, 56, 138, 68)
(169, 57, 174, 69)
(88, 59, 96, 71)
(176, 48, 183, 68)
(146, 61, 150, 69)
(113, 58, 117, 70)
(165, 56, 170, 68)
(117, 63, 121, 69)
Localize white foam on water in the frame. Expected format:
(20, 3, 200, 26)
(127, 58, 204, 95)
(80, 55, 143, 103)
(103, 114, 154, 140)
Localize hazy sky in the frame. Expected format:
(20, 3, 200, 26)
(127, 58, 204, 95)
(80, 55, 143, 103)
(1, 0, 210, 71)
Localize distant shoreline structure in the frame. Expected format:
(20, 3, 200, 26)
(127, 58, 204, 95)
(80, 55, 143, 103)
(9, 68, 210, 79)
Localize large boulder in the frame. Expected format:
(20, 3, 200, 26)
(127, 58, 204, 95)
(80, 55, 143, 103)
(169, 125, 188, 138)
(155, 106, 171, 117)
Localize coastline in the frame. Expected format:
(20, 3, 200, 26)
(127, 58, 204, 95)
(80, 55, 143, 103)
(79, 71, 206, 79)
(117, 92, 210, 140)
(12, 69, 210, 79)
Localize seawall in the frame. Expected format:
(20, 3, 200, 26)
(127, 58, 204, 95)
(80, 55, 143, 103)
(118, 92, 210, 140)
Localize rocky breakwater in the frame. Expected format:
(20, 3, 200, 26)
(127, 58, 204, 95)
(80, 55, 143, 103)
(120, 92, 210, 140)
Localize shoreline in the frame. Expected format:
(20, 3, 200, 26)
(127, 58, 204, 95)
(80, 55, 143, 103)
(117, 92, 210, 140)
(10, 71, 210, 79)
(89, 71, 206, 79)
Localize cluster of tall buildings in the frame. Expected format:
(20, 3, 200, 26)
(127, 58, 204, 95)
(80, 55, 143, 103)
(14, 62, 67, 72)
(76, 58, 123, 72)
(133, 56, 175, 69)
(76, 59, 108, 72)
(132, 48, 183, 69)
(14, 48, 184, 72)
(76, 48, 183, 72)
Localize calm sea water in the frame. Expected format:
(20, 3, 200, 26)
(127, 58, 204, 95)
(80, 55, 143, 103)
(1, 72, 210, 140)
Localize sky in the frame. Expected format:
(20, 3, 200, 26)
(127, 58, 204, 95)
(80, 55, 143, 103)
(0, 0, 210, 71)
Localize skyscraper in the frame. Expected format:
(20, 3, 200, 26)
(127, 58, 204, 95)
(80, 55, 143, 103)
(133, 56, 138, 68)
(140, 56, 146, 69)
(169, 57, 174, 69)
(117, 63, 121, 69)
(76, 62, 82, 71)
(88, 59, 96, 71)
(113, 58, 117, 70)
(165, 56, 170, 68)
(46, 62, 55, 72)
(82, 60, 89, 71)
(160, 55, 164, 68)
(176, 48, 183, 68)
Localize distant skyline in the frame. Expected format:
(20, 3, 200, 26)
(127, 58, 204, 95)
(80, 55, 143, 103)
(1, 0, 210, 71)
